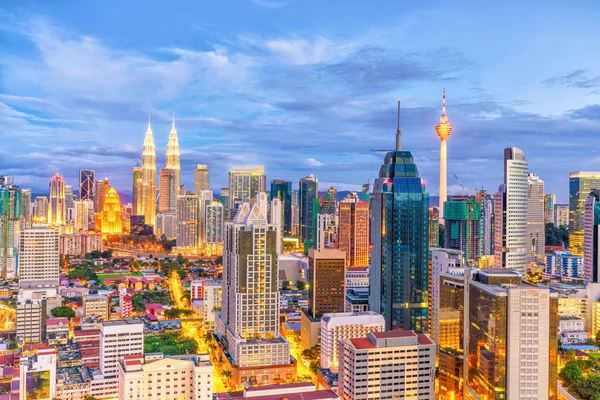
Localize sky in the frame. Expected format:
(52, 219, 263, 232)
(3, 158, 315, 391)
(2, 1, 600, 202)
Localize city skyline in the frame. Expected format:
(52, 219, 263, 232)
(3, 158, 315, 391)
(4, 2, 600, 200)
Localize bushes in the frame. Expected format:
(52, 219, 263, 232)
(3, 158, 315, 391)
(51, 306, 75, 318)
(144, 332, 198, 355)
(561, 360, 600, 400)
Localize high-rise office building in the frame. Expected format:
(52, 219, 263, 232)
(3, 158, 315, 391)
(338, 192, 369, 267)
(64, 184, 74, 209)
(141, 118, 157, 226)
(443, 198, 481, 263)
(19, 227, 60, 292)
(555, 203, 569, 228)
(198, 190, 213, 248)
(73, 200, 90, 232)
(299, 175, 318, 247)
(216, 202, 294, 385)
(320, 187, 337, 215)
(370, 100, 430, 332)
(429, 207, 440, 248)
(158, 168, 176, 213)
(270, 197, 283, 254)
(545, 193, 556, 225)
(165, 117, 181, 195)
(478, 191, 494, 256)
(94, 178, 110, 214)
(466, 269, 558, 400)
(494, 147, 528, 272)
(20, 187, 32, 229)
(132, 167, 142, 216)
(33, 196, 48, 224)
(176, 194, 199, 248)
(79, 169, 95, 201)
(0, 180, 21, 279)
(584, 190, 600, 284)
(527, 173, 545, 267)
(436, 89, 453, 223)
(156, 212, 177, 239)
(227, 167, 266, 214)
(16, 297, 47, 344)
(205, 201, 224, 246)
(270, 179, 292, 235)
(194, 164, 210, 194)
(308, 248, 346, 318)
(570, 172, 600, 256)
(48, 172, 66, 225)
(96, 188, 122, 236)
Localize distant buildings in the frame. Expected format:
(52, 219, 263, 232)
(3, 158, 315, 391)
(48, 172, 66, 225)
(299, 175, 318, 247)
(158, 168, 176, 213)
(59, 232, 102, 256)
(132, 167, 142, 216)
(95, 178, 111, 214)
(584, 190, 600, 283)
(527, 173, 546, 267)
(165, 117, 181, 196)
(176, 194, 199, 248)
(443, 197, 481, 263)
(270, 179, 292, 235)
(141, 119, 157, 226)
(370, 101, 429, 332)
(546, 250, 583, 279)
(569, 171, 600, 256)
(554, 203, 569, 228)
(79, 169, 95, 202)
(194, 164, 210, 194)
(227, 166, 266, 217)
(96, 187, 122, 236)
(308, 248, 346, 319)
(338, 193, 369, 267)
(545, 193, 556, 224)
(0, 178, 21, 278)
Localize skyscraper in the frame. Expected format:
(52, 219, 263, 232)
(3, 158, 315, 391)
(478, 191, 494, 256)
(94, 178, 110, 214)
(198, 190, 213, 248)
(20, 187, 31, 229)
(299, 175, 318, 247)
(338, 192, 369, 267)
(19, 227, 60, 291)
(79, 169, 95, 201)
(73, 200, 90, 231)
(270, 179, 292, 235)
(132, 167, 142, 215)
(205, 201, 224, 246)
(555, 203, 569, 228)
(584, 190, 600, 284)
(494, 147, 528, 272)
(165, 116, 181, 194)
(429, 207, 440, 248)
(308, 248, 346, 319)
(96, 188, 122, 236)
(33, 196, 48, 224)
(141, 118, 157, 226)
(176, 194, 199, 248)
(64, 184, 74, 209)
(527, 173, 545, 267)
(227, 167, 266, 214)
(435, 89, 453, 223)
(370, 100, 430, 332)
(443, 198, 481, 263)
(194, 164, 210, 194)
(0, 179, 21, 278)
(48, 172, 66, 225)
(216, 202, 294, 385)
(569, 172, 600, 256)
(545, 193, 556, 225)
(158, 168, 176, 213)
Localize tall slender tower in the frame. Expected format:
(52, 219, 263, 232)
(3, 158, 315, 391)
(48, 172, 66, 225)
(435, 89, 453, 223)
(166, 116, 181, 193)
(142, 117, 157, 226)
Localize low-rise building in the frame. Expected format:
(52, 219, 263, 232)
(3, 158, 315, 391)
(337, 330, 435, 400)
(559, 316, 588, 344)
(345, 266, 369, 288)
(46, 317, 70, 345)
(83, 295, 110, 321)
(214, 382, 339, 400)
(344, 288, 369, 313)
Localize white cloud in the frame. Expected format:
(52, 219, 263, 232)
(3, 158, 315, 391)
(264, 36, 355, 65)
(305, 158, 324, 167)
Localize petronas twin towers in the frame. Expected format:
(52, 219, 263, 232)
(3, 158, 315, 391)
(140, 116, 180, 226)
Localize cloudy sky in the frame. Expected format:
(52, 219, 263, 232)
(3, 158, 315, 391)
(2, 0, 600, 202)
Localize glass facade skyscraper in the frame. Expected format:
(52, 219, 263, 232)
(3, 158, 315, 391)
(79, 169, 95, 201)
(370, 102, 430, 332)
(270, 179, 292, 235)
(299, 175, 318, 247)
(569, 172, 600, 256)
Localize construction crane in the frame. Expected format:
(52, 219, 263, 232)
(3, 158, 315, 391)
(452, 173, 469, 196)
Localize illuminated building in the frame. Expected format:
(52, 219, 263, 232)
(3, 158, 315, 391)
(216, 202, 294, 385)
(570, 171, 600, 256)
(190, 279, 222, 331)
(546, 250, 582, 279)
(33, 196, 48, 224)
(299, 175, 318, 247)
(96, 188, 123, 236)
(21, 187, 32, 229)
(132, 166, 142, 215)
(320, 311, 384, 370)
(176, 194, 199, 248)
(466, 269, 558, 400)
(165, 116, 181, 195)
(478, 191, 494, 256)
(555, 203, 569, 227)
(527, 173, 545, 267)
(320, 188, 337, 215)
(194, 164, 209, 194)
(435, 89, 453, 223)
(219, 187, 229, 218)
(156, 212, 176, 239)
(198, 190, 213, 248)
(19, 227, 60, 292)
(227, 166, 266, 215)
(292, 190, 299, 236)
(308, 248, 346, 318)
(338, 192, 369, 267)
(270, 197, 283, 254)
(119, 288, 132, 318)
(158, 168, 176, 213)
(584, 190, 600, 283)
(94, 178, 110, 214)
(205, 202, 223, 246)
(16, 298, 47, 344)
(443, 198, 481, 263)
(64, 184, 74, 209)
(141, 118, 157, 226)
(370, 100, 430, 332)
(0, 179, 21, 278)
(429, 207, 439, 248)
(48, 172, 66, 225)
(494, 147, 528, 273)
(84, 294, 110, 320)
(545, 193, 556, 224)
(19, 344, 57, 400)
(338, 330, 435, 400)
(59, 232, 102, 256)
(79, 169, 95, 201)
(316, 213, 336, 251)
(271, 179, 292, 235)
(73, 200, 90, 231)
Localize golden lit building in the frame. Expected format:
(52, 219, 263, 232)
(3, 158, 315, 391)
(48, 172, 66, 225)
(96, 188, 122, 236)
(141, 118, 156, 226)
(338, 193, 369, 267)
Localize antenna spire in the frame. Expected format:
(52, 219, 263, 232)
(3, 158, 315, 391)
(442, 88, 447, 116)
(395, 100, 402, 151)
(172, 114, 175, 129)
(147, 114, 151, 130)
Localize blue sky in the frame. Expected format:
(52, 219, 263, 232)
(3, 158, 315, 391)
(2, 1, 600, 201)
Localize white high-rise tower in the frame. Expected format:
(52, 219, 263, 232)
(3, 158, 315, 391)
(141, 117, 157, 226)
(166, 116, 181, 194)
(435, 89, 453, 223)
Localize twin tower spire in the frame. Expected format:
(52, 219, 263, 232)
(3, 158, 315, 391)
(141, 115, 180, 226)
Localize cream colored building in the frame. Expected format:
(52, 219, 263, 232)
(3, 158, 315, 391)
(118, 354, 212, 400)
(84, 294, 110, 320)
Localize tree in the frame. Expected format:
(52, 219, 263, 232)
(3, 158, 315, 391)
(282, 280, 292, 290)
(51, 306, 75, 318)
(84, 396, 97, 400)
(560, 361, 583, 387)
(296, 280, 307, 291)
(545, 223, 569, 247)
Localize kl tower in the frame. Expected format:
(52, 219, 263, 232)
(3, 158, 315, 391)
(435, 88, 453, 224)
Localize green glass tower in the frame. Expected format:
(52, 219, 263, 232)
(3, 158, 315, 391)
(370, 101, 430, 332)
(0, 178, 21, 278)
(270, 179, 292, 235)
